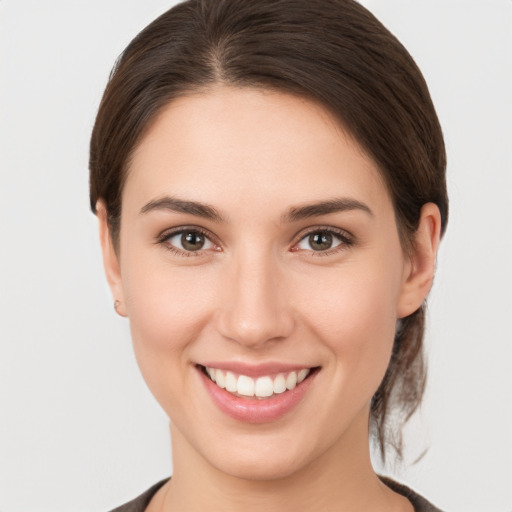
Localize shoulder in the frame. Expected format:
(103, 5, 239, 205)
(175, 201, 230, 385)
(380, 476, 445, 512)
(108, 478, 170, 512)
(108, 476, 444, 512)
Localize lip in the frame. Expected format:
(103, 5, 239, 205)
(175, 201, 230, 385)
(197, 364, 319, 424)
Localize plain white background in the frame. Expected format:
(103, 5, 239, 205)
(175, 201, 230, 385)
(0, 1, 511, 511)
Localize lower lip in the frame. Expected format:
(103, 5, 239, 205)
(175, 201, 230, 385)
(198, 367, 318, 424)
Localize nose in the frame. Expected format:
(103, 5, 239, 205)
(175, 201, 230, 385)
(216, 250, 295, 349)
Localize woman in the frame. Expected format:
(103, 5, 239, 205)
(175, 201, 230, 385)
(90, 0, 447, 510)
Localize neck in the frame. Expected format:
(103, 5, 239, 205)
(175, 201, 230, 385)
(158, 411, 411, 512)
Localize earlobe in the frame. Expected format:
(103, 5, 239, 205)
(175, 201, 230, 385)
(97, 201, 128, 317)
(397, 203, 442, 319)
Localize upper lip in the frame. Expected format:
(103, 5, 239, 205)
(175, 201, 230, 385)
(198, 361, 317, 378)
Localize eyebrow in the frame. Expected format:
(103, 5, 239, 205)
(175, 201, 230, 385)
(140, 196, 225, 222)
(139, 195, 372, 224)
(282, 198, 373, 223)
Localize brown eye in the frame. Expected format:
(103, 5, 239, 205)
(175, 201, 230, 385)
(295, 229, 348, 253)
(309, 232, 333, 251)
(181, 231, 205, 251)
(165, 229, 215, 253)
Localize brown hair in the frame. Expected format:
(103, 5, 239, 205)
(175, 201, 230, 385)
(89, 0, 448, 461)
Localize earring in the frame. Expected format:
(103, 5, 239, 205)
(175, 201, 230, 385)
(113, 300, 126, 317)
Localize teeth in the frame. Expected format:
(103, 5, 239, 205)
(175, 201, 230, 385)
(225, 371, 238, 392)
(237, 375, 255, 397)
(273, 374, 287, 394)
(205, 367, 311, 398)
(255, 376, 274, 397)
(297, 368, 309, 383)
(216, 369, 226, 389)
(285, 372, 297, 390)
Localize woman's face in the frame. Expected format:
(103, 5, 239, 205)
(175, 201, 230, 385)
(105, 87, 423, 480)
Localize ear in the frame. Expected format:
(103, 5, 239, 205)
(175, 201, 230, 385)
(397, 203, 442, 319)
(97, 201, 128, 317)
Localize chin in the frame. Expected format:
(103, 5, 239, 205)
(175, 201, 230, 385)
(212, 447, 311, 482)
(192, 425, 323, 483)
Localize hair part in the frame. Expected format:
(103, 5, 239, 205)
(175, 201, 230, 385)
(89, 0, 448, 461)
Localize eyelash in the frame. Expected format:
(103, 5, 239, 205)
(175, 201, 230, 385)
(292, 226, 354, 257)
(157, 226, 219, 258)
(156, 226, 354, 257)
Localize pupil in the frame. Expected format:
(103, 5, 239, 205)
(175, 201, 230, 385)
(182, 232, 204, 251)
(310, 232, 332, 251)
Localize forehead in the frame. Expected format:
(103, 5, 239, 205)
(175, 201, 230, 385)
(124, 86, 391, 216)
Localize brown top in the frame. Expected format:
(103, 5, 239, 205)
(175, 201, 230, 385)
(109, 476, 444, 512)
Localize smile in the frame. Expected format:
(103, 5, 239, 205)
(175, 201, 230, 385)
(203, 366, 311, 399)
(198, 364, 319, 423)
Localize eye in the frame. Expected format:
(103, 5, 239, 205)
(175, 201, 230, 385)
(293, 228, 352, 254)
(160, 228, 217, 255)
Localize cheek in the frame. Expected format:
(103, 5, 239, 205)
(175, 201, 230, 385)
(122, 245, 216, 338)
(119, 253, 217, 402)
(299, 254, 403, 388)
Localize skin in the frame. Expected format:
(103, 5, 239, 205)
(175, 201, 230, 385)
(98, 87, 441, 511)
